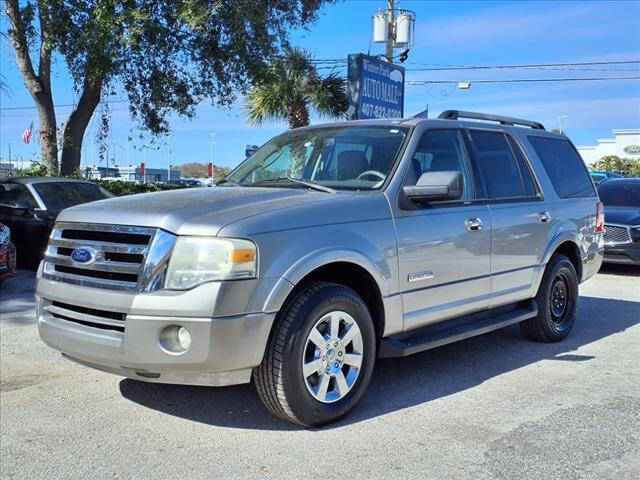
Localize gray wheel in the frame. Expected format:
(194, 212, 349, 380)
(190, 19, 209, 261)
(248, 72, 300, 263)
(302, 310, 364, 404)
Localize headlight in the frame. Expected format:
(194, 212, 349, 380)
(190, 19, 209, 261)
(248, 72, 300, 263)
(164, 237, 257, 290)
(0, 225, 10, 245)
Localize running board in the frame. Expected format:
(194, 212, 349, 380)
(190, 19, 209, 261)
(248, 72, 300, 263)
(378, 300, 538, 358)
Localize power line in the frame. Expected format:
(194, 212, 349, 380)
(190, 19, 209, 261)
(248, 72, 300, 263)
(407, 76, 640, 85)
(0, 99, 129, 112)
(403, 60, 640, 71)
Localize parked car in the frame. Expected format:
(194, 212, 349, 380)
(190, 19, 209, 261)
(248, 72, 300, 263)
(590, 170, 623, 185)
(168, 179, 205, 188)
(0, 223, 16, 283)
(0, 177, 113, 268)
(35, 111, 603, 426)
(597, 177, 640, 265)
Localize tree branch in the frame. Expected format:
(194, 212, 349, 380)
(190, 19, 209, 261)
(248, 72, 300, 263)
(5, 0, 42, 94)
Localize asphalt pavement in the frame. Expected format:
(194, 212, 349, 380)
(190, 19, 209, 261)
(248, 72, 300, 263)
(1, 266, 639, 479)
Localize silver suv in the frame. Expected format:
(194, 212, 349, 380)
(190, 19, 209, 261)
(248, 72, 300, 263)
(35, 111, 604, 426)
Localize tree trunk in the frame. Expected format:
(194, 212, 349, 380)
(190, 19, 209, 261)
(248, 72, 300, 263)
(35, 91, 58, 174)
(5, 0, 59, 174)
(288, 103, 310, 129)
(60, 81, 102, 175)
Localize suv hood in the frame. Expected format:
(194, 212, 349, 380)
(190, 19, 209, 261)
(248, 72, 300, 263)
(603, 206, 640, 226)
(57, 187, 334, 235)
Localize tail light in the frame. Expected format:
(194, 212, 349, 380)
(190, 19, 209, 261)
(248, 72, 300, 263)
(595, 201, 604, 234)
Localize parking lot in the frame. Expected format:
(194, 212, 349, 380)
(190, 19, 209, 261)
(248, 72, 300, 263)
(1, 267, 638, 480)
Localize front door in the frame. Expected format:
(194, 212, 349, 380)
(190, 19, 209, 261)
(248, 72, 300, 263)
(394, 129, 492, 332)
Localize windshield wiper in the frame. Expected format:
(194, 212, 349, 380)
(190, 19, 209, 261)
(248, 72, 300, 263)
(251, 177, 336, 194)
(216, 177, 242, 187)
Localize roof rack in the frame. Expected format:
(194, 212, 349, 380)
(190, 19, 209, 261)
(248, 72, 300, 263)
(437, 110, 545, 130)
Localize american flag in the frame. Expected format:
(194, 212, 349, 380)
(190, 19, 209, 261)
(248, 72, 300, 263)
(22, 122, 33, 144)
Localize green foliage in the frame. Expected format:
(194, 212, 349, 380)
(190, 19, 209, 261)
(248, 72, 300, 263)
(590, 156, 640, 177)
(246, 47, 348, 129)
(97, 180, 185, 196)
(30, 0, 334, 135)
(178, 162, 230, 180)
(14, 162, 48, 177)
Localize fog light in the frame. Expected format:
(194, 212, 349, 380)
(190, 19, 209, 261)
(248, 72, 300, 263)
(177, 327, 191, 350)
(159, 325, 191, 354)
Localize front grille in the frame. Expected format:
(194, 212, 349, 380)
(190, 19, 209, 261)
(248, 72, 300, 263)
(43, 299, 126, 333)
(42, 222, 158, 291)
(603, 224, 631, 245)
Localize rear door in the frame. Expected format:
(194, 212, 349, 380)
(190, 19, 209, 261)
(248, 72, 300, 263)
(466, 129, 554, 307)
(394, 128, 492, 331)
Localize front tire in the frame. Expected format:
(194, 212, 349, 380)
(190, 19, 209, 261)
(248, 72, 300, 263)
(253, 282, 376, 426)
(521, 253, 579, 342)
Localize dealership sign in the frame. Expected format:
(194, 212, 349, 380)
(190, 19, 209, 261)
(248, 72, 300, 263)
(347, 54, 405, 120)
(623, 145, 640, 155)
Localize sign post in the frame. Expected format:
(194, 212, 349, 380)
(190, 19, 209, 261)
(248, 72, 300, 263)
(140, 162, 146, 184)
(346, 54, 405, 120)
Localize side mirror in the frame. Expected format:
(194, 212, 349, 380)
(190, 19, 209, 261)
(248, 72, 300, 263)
(403, 171, 463, 202)
(12, 201, 35, 215)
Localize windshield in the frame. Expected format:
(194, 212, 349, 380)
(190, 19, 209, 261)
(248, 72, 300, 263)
(33, 182, 112, 210)
(226, 126, 408, 190)
(597, 181, 640, 208)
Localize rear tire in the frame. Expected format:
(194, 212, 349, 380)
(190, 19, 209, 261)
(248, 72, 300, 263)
(253, 282, 376, 426)
(521, 253, 579, 342)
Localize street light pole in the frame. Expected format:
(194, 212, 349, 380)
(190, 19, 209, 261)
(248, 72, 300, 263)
(210, 132, 216, 186)
(558, 115, 568, 134)
(385, 0, 395, 62)
(167, 135, 172, 182)
(8, 143, 12, 175)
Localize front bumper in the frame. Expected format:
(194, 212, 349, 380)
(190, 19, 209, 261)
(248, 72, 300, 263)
(603, 245, 640, 266)
(35, 274, 279, 386)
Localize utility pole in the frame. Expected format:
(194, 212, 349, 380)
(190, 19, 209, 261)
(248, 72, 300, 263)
(385, 0, 395, 62)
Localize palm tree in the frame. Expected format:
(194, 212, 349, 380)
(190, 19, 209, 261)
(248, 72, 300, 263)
(246, 48, 348, 129)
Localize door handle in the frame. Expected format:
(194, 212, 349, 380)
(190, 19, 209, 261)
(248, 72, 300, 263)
(465, 216, 483, 232)
(538, 211, 552, 223)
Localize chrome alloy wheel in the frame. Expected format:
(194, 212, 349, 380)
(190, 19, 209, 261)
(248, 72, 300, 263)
(301, 311, 364, 403)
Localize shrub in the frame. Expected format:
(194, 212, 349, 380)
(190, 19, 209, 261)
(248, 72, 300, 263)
(97, 180, 186, 196)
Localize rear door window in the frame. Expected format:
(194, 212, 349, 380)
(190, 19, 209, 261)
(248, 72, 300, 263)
(468, 130, 525, 199)
(528, 136, 596, 198)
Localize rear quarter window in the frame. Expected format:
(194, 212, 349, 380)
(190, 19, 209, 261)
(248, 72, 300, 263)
(528, 136, 596, 198)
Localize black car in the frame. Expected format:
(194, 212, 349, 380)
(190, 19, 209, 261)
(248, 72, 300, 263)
(597, 178, 640, 266)
(0, 177, 113, 268)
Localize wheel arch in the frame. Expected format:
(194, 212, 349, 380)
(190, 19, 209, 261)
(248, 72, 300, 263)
(264, 256, 390, 339)
(534, 234, 583, 295)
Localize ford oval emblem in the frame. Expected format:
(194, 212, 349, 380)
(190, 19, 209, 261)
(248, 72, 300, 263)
(71, 247, 96, 265)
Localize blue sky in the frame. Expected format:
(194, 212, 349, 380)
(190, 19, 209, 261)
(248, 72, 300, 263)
(1, 0, 639, 170)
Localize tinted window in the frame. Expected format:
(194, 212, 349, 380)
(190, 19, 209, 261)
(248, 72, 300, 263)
(32, 182, 111, 210)
(528, 136, 596, 198)
(507, 136, 538, 197)
(408, 129, 474, 200)
(469, 131, 524, 198)
(0, 183, 38, 207)
(597, 181, 640, 208)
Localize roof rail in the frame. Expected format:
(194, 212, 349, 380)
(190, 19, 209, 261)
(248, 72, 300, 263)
(438, 110, 545, 130)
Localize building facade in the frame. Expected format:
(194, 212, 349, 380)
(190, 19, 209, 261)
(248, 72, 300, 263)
(576, 129, 640, 166)
(85, 165, 181, 183)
